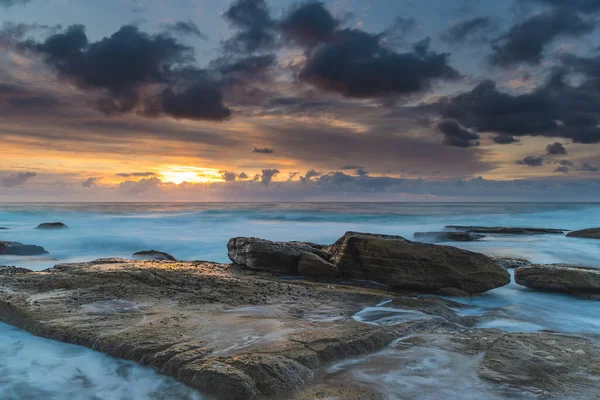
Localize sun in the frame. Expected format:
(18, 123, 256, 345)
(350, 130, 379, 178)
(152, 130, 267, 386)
(159, 166, 222, 184)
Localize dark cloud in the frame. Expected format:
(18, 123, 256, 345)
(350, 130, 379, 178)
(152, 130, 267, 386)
(556, 159, 574, 166)
(304, 170, 321, 180)
(516, 156, 544, 167)
(221, 171, 237, 182)
(554, 166, 569, 173)
(0, 22, 61, 48)
(1, 172, 37, 187)
(162, 21, 207, 39)
(437, 121, 480, 148)
(288, 172, 300, 181)
(578, 162, 600, 171)
(340, 165, 364, 170)
(489, 10, 594, 67)
(441, 17, 498, 44)
(238, 172, 249, 180)
(280, 1, 337, 47)
(223, 0, 276, 54)
(157, 84, 231, 121)
(355, 167, 369, 176)
(253, 147, 274, 154)
(116, 172, 156, 178)
(492, 134, 520, 144)
(299, 29, 459, 98)
(261, 168, 279, 185)
(81, 177, 101, 188)
(546, 142, 567, 155)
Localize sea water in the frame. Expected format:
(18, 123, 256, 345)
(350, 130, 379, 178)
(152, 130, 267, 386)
(1, 202, 600, 399)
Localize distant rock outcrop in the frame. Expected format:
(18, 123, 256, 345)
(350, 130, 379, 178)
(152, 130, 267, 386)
(414, 231, 485, 242)
(325, 232, 510, 295)
(446, 225, 567, 235)
(35, 222, 68, 230)
(515, 264, 600, 294)
(0, 265, 32, 275)
(0, 241, 49, 256)
(132, 250, 176, 261)
(0, 227, 9, 230)
(566, 228, 600, 239)
(492, 256, 531, 269)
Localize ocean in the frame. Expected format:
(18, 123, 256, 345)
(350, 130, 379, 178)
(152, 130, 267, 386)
(1, 202, 600, 399)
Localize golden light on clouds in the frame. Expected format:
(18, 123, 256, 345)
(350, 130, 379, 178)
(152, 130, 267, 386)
(159, 166, 222, 184)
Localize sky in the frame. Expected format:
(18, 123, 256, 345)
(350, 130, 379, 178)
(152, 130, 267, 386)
(1, 0, 600, 201)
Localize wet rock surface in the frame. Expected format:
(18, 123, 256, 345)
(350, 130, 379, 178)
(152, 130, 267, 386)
(325, 232, 510, 294)
(0, 265, 32, 275)
(515, 264, 600, 295)
(446, 225, 568, 235)
(567, 228, 600, 239)
(35, 222, 68, 229)
(132, 250, 176, 261)
(414, 231, 486, 242)
(0, 241, 49, 256)
(492, 256, 532, 269)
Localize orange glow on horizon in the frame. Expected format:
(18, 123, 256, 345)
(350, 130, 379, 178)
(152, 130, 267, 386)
(159, 166, 222, 184)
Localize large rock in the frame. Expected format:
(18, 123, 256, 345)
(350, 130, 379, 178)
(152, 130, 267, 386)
(491, 256, 531, 269)
(0, 241, 49, 256)
(325, 232, 510, 294)
(297, 253, 341, 278)
(446, 225, 567, 235)
(567, 228, 600, 239)
(515, 264, 600, 294)
(413, 231, 485, 242)
(0, 266, 32, 275)
(35, 222, 68, 229)
(133, 250, 176, 261)
(227, 237, 330, 274)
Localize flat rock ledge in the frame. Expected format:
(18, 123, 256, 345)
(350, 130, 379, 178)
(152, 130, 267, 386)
(515, 264, 600, 295)
(446, 225, 568, 235)
(567, 228, 600, 239)
(0, 259, 598, 399)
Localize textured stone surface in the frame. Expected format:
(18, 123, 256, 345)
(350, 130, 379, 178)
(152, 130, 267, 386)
(297, 252, 341, 278)
(413, 231, 485, 242)
(446, 226, 567, 235)
(35, 222, 68, 229)
(325, 232, 510, 294)
(132, 250, 176, 261)
(515, 264, 600, 294)
(0, 241, 49, 256)
(492, 256, 531, 269)
(567, 228, 600, 239)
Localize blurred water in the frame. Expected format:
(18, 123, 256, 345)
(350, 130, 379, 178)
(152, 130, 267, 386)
(1, 202, 600, 399)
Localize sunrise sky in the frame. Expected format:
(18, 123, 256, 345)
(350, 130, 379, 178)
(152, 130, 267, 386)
(1, 0, 600, 201)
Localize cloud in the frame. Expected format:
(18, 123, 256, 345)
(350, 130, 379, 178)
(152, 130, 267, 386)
(156, 84, 231, 121)
(441, 17, 498, 44)
(519, 0, 600, 12)
(304, 170, 321, 181)
(162, 20, 207, 39)
(280, 1, 338, 47)
(516, 156, 544, 167)
(261, 168, 279, 185)
(118, 177, 162, 194)
(238, 172, 249, 179)
(1, 172, 37, 187)
(437, 120, 480, 148)
(116, 172, 156, 177)
(556, 159, 574, 166)
(554, 166, 569, 173)
(253, 147, 274, 154)
(355, 167, 369, 176)
(221, 171, 237, 182)
(0, 0, 32, 7)
(223, 0, 276, 54)
(578, 162, 600, 171)
(340, 165, 364, 170)
(81, 177, 101, 188)
(492, 134, 520, 144)
(489, 10, 594, 67)
(546, 142, 567, 155)
(288, 172, 300, 181)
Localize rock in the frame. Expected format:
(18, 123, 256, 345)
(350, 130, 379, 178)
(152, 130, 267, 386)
(413, 231, 485, 242)
(515, 264, 600, 294)
(297, 253, 341, 278)
(0, 227, 8, 230)
(477, 333, 600, 397)
(0, 241, 49, 256)
(0, 259, 456, 400)
(566, 228, 600, 239)
(35, 222, 68, 229)
(227, 237, 330, 274)
(446, 225, 567, 235)
(0, 266, 32, 275)
(133, 250, 176, 261)
(491, 256, 531, 269)
(325, 232, 510, 294)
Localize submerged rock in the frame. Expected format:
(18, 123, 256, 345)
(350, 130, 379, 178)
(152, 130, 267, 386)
(0, 241, 49, 256)
(566, 228, 600, 239)
(326, 232, 510, 294)
(228, 237, 331, 274)
(491, 256, 531, 269)
(35, 222, 68, 230)
(132, 250, 176, 261)
(446, 225, 567, 235)
(515, 264, 600, 294)
(413, 231, 485, 242)
(0, 227, 8, 230)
